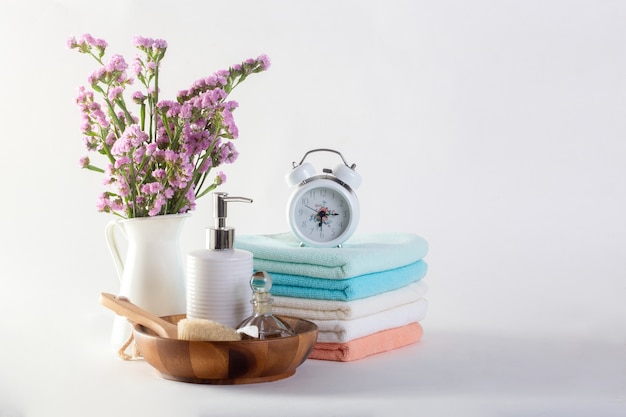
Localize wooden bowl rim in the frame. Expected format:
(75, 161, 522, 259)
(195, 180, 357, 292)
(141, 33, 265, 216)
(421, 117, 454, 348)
(132, 314, 318, 344)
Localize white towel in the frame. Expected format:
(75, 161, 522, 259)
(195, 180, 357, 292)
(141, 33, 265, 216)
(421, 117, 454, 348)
(273, 281, 428, 320)
(299, 298, 428, 343)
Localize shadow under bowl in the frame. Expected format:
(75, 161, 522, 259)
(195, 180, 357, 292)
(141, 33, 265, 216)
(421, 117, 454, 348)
(132, 314, 318, 385)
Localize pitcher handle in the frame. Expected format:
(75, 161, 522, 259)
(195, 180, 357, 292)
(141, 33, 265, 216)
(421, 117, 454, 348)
(105, 219, 125, 282)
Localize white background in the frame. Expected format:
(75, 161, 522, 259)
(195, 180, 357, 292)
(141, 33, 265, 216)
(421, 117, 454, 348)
(0, 0, 624, 416)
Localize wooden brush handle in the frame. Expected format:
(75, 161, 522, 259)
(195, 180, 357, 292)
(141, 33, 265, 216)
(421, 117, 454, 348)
(99, 293, 178, 339)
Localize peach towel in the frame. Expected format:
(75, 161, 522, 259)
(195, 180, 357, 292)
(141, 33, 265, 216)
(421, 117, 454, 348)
(309, 322, 423, 362)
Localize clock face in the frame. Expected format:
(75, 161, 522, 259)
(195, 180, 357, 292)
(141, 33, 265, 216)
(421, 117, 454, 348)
(288, 179, 359, 247)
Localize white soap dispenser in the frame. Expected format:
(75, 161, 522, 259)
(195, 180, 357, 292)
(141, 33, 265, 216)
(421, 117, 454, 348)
(186, 192, 254, 328)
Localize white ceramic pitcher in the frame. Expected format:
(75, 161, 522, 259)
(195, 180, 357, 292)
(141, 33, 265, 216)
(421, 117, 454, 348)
(105, 213, 189, 351)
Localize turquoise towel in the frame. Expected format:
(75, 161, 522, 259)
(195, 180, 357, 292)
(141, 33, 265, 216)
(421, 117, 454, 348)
(268, 260, 428, 301)
(234, 232, 429, 279)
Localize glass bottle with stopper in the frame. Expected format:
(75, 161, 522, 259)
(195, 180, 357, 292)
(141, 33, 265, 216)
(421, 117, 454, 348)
(236, 271, 295, 339)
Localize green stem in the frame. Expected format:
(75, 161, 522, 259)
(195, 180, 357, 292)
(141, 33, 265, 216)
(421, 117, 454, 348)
(116, 98, 135, 128)
(85, 164, 105, 173)
(140, 102, 146, 131)
(196, 183, 217, 200)
(148, 95, 155, 142)
(104, 97, 125, 134)
(158, 110, 174, 147)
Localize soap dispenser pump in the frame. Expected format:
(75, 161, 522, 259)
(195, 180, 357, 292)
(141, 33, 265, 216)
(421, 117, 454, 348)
(186, 192, 254, 328)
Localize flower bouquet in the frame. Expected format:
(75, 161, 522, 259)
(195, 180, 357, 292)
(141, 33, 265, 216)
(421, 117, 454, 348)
(68, 34, 269, 218)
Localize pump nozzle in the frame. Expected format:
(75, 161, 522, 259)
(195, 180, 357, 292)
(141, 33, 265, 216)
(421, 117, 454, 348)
(214, 192, 253, 228)
(209, 192, 253, 250)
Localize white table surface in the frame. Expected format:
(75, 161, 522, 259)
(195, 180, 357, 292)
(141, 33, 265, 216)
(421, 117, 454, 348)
(1, 302, 624, 417)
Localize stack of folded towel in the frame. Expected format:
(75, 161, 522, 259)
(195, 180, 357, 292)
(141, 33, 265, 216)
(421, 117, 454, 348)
(234, 232, 429, 362)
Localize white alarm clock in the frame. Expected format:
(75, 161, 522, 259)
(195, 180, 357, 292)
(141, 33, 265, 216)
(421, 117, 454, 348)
(285, 148, 361, 248)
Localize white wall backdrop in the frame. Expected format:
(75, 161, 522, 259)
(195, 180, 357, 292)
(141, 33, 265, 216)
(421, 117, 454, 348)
(0, 0, 624, 415)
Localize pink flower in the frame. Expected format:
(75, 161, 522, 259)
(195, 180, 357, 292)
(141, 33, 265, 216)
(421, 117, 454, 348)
(83, 34, 107, 49)
(114, 156, 131, 168)
(66, 36, 78, 49)
(111, 139, 130, 156)
(198, 158, 212, 173)
(148, 194, 168, 216)
(145, 143, 158, 156)
(215, 171, 227, 185)
(220, 141, 239, 164)
(133, 36, 168, 51)
(108, 86, 124, 101)
(152, 168, 166, 180)
(132, 91, 146, 104)
(257, 54, 271, 70)
(105, 132, 116, 146)
(79, 119, 91, 134)
(186, 188, 197, 210)
(164, 150, 177, 162)
(141, 182, 163, 195)
(117, 182, 131, 197)
(157, 100, 181, 117)
(221, 106, 239, 138)
(110, 197, 125, 212)
(96, 193, 110, 212)
(67, 33, 108, 53)
(133, 146, 146, 163)
(106, 54, 128, 73)
(152, 39, 168, 50)
(132, 36, 152, 49)
(88, 67, 106, 84)
(131, 57, 143, 75)
(82, 136, 99, 151)
(75, 86, 92, 103)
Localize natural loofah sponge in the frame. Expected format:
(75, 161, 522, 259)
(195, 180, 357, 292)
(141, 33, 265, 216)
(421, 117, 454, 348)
(177, 318, 242, 342)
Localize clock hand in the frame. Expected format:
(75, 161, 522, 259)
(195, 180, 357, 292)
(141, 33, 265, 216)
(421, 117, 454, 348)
(317, 210, 325, 228)
(305, 204, 339, 216)
(316, 209, 340, 229)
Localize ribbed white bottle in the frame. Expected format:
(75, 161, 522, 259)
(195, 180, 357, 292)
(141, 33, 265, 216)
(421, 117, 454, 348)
(186, 248, 253, 327)
(185, 192, 254, 328)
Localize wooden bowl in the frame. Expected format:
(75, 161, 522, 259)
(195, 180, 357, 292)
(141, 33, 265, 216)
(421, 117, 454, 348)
(132, 314, 318, 384)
